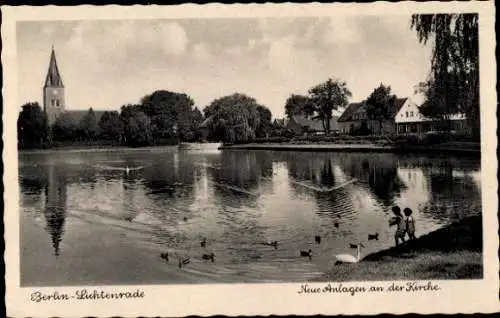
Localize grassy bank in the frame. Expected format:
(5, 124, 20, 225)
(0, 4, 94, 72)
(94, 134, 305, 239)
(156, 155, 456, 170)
(219, 142, 480, 155)
(220, 133, 480, 155)
(312, 215, 483, 282)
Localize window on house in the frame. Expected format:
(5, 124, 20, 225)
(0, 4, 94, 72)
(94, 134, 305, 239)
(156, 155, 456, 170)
(51, 99, 55, 107)
(406, 112, 408, 117)
(56, 99, 60, 107)
(410, 111, 414, 117)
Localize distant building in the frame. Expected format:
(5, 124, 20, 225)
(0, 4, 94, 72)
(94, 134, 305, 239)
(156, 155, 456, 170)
(338, 98, 410, 135)
(338, 97, 469, 135)
(199, 116, 213, 140)
(63, 110, 107, 125)
(285, 115, 339, 135)
(394, 101, 469, 134)
(272, 118, 286, 129)
(42, 46, 108, 126)
(337, 101, 368, 134)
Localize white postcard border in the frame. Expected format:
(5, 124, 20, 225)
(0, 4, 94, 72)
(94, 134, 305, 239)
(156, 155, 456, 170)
(3, 2, 498, 316)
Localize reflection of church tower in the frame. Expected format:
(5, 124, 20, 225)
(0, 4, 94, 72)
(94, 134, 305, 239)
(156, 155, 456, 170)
(43, 46, 65, 125)
(43, 164, 67, 256)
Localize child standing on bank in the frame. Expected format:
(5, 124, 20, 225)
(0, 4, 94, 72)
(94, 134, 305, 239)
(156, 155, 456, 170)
(404, 208, 416, 240)
(389, 206, 406, 246)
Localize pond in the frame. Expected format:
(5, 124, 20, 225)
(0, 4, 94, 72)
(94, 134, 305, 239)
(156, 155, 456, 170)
(19, 145, 482, 286)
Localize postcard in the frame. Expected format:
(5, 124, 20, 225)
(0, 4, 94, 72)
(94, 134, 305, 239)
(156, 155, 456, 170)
(3, 2, 498, 316)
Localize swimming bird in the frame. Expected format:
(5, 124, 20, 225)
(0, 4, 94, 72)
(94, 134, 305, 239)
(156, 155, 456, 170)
(200, 238, 207, 248)
(178, 257, 191, 269)
(368, 233, 379, 241)
(202, 253, 215, 262)
(261, 241, 278, 249)
(160, 253, 169, 262)
(335, 243, 365, 265)
(124, 216, 133, 222)
(183, 217, 188, 222)
(300, 249, 312, 260)
(314, 235, 321, 244)
(334, 222, 339, 228)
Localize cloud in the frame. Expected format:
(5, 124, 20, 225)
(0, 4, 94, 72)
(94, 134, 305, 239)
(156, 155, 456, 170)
(267, 36, 296, 73)
(65, 20, 189, 62)
(192, 43, 211, 61)
(159, 22, 189, 56)
(322, 16, 363, 45)
(17, 17, 431, 118)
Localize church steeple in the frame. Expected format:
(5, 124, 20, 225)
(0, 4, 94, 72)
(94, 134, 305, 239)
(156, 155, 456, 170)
(43, 46, 66, 125)
(44, 46, 64, 88)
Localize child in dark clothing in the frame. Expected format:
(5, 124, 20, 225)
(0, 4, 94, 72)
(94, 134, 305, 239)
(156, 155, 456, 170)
(404, 208, 416, 240)
(389, 206, 406, 246)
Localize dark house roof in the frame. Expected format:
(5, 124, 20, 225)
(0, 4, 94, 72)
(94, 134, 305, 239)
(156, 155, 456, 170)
(273, 118, 285, 127)
(338, 98, 408, 122)
(65, 110, 107, 124)
(289, 115, 339, 131)
(199, 116, 213, 129)
(388, 98, 408, 118)
(44, 47, 64, 88)
(338, 102, 366, 122)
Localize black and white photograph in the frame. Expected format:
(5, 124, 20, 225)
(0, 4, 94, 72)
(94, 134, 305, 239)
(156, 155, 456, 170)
(3, 2, 498, 317)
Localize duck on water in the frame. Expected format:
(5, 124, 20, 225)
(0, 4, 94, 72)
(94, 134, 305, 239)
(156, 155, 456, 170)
(300, 249, 313, 260)
(261, 241, 279, 249)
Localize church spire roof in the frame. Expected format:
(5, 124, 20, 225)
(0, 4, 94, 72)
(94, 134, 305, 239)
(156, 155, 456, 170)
(44, 46, 64, 88)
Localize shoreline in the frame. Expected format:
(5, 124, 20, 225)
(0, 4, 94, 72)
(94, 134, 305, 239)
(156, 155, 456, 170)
(313, 215, 482, 282)
(219, 143, 480, 156)
(18, 141, 480, 156)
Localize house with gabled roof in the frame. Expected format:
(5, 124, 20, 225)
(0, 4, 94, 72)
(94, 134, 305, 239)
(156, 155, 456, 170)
(285, 115, 339, 135)
(338, 98, 410, 135)
(394, 101, 469, 134)
(337, 101, 367, 134)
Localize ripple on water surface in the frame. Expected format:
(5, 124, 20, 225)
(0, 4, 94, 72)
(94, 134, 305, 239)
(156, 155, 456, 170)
(19, 148, 482, 285)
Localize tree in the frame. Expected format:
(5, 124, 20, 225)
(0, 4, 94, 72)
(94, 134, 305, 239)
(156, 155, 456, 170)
(78, 108, 99, 141)
(140, 90, 196, 143)
(284, 94, 314, 119)
(99, 111, 124, 142)
(365, 83, 397, 134)
(189, 106, 204, 142)
(411, 14, 479, 137)
(308, 78, 352, 134)
(205, 93, 264, 143)
(255, 105, 273, 138)
(17, 102, 48, 149)
(122, 110, 153, 147)
(52, 112, 77, 142)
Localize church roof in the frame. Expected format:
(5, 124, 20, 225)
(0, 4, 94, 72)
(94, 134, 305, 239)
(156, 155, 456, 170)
(65, 110, 107, 124)
(44, 47, 64, 88)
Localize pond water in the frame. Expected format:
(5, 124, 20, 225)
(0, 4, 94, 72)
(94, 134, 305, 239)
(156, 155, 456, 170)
(19, 145, 482, 286)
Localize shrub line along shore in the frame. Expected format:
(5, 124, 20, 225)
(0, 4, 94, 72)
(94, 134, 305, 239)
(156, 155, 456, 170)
(218, 143, 480, 156)
(313, 215, 482, 282)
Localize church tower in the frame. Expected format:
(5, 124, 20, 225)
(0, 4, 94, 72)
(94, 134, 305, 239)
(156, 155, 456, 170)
(43, 46, 65, 125)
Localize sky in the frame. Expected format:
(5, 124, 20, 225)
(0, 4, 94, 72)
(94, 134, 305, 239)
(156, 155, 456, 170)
(16, 16, 431, 118)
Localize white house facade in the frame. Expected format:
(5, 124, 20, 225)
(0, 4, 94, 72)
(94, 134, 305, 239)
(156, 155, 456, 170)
(394, 99, 468, 134)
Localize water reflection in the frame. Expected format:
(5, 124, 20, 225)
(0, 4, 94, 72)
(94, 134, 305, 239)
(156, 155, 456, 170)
(43, 164, 68, 257)
(336, 153, 407, 207)
(19, 147, 482, 285)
